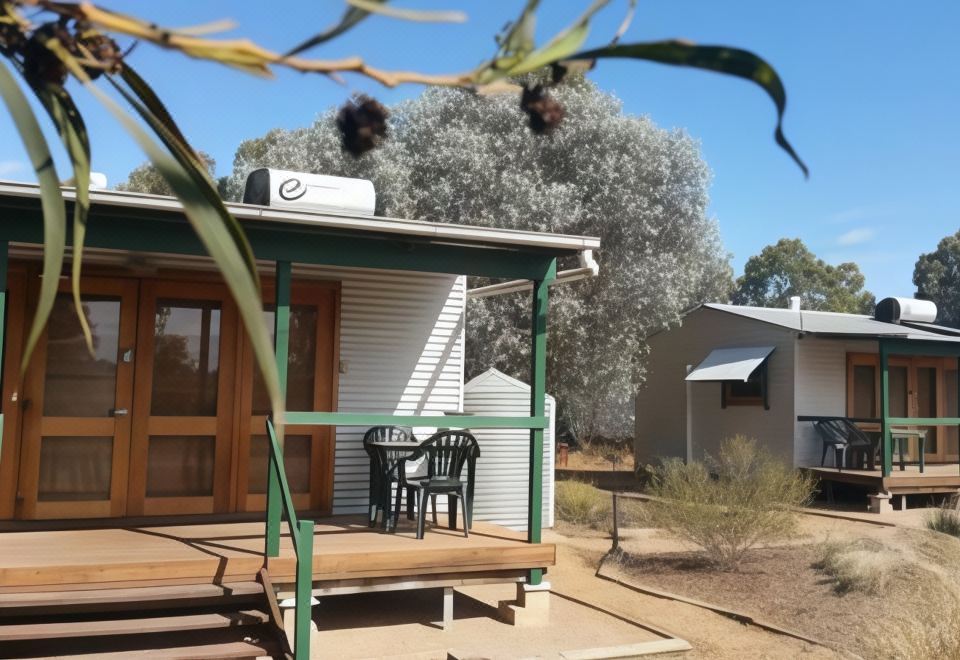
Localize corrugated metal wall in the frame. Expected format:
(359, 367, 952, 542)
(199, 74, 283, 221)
(794, 336, 879, 466)
(463, 369, 555, 530)
(296, 265, 465, 515)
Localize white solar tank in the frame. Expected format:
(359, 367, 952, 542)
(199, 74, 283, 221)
(242, 168, 375, 215)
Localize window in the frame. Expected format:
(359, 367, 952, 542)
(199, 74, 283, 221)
(722, 365, 767, 408)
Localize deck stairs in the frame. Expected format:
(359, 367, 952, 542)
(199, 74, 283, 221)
(0, 579, 289, 659)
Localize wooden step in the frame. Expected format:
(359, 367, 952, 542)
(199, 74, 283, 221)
(0, 624, 282, 659)
(0, 581, 264, 615)
(0, 608, 271, 641)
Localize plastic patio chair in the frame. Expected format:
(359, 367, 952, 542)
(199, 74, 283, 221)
(813, 418, 874, 471)
(362, 426, 418, 529)
(402, 430, 480, 539)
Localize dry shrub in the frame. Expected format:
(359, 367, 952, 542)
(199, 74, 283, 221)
(927, 495, 960, 538)
(866, 588, 960, 660)
(816, 538, 896, 595)
(555, 480, 611, 529)
(644, 436, 816, 569)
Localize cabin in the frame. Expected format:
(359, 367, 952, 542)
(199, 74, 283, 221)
(0, 173, 599, 658)
(635, 299, 960, 512)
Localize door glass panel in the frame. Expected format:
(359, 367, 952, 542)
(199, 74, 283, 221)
(852, 365, 877, 418)
(252, 305, 318, 414)
(889, 366, 908, 417)
(38, 436, 112, 501)
(248, 434, 311, 494)
(43, 294, 120, 417)
(917, 367, 938, 454)
(146, 435, 215, 497)
(151, 300, 221, 416)
(947, 369, 959, 458)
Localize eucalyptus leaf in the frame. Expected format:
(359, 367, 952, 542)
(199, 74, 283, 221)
(59, 58, 284, 432)
(505, 0, 610, 77)
(573, 40, 809, 177)
(0, 60, 67, 373)
(33, 83, 93, 353)
(284, 0, 387, 57)
(345, 0, 465, 24)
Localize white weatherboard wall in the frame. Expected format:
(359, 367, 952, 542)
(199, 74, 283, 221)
(463, 368, 555, 530)
(296, 265, 465, 514)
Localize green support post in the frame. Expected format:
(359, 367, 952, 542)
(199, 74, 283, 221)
(294, 518, 314, 660)
(880, 340, 892, 477)
(266, 261, 292, 558)
(527, 260, 555, 586)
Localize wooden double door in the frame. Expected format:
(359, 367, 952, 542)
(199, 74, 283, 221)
(13, 273, 338, 520)
(848, 353, 960, 463)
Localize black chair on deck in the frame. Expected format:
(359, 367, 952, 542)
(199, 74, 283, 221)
(813, 418, 875, 470)
(363, 426, 418, 529)
(402, 430, 480, 539)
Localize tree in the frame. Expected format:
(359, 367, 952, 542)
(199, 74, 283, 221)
(2, 0, 806, 423)
(733, 238, 875, 313)
(914, 230, 960, 327)
(117, 152, 216, 196)
(222, 78, 734, 442)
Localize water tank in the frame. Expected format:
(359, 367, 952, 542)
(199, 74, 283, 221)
(243, 168, 375, 215)
(874, 297, 938, 324)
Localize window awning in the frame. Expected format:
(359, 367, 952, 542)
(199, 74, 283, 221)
(685, 346, 776, 382)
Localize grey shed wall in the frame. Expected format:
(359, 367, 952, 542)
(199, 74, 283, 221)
(463, 369, 555, 530)
(635, 307, 798, 466)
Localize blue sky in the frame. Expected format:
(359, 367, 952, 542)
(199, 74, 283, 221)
(1, 1, 958, 297)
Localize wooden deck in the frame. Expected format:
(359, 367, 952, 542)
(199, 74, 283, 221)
(806, 463, 960, 495)
(0, 515, 555, 594)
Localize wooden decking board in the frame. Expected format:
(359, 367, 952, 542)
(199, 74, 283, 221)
(0, 609, 269, 641)
(806, 464, 960, 493)
(0, 581, 264, 612)
(0, 516, 554, 592)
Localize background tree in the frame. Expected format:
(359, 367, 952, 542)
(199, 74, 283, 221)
(733, 238, 874, 313)
(914, 230, 960, 327)
(116, 152, 217, 196)
(221, 78, 734, 442)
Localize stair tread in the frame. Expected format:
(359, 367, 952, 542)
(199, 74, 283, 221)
(0, 608, 271, 641)
(26, 636, 281, 659)
(0, 581, 264, 609)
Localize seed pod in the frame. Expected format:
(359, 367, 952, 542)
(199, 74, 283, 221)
(22, 23, 74, 86)
(336, 94, 389, 157)
(74, 23, 122, 79)
(520, 84, 565, 135)
(0, 16, 26, 57)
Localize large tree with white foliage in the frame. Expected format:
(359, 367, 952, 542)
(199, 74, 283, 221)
(222, 78, 732, 442)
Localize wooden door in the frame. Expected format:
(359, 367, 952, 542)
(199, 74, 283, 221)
(127, 280, 238, 516)
(17, 277, 138, 519)
(235, 282, 339, 514)
(913, 358, 943, 462)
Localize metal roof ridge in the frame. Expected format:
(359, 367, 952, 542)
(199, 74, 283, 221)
(0, 178, 601, 251)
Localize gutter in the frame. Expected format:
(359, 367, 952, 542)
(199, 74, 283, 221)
(466, 250, 600, 299)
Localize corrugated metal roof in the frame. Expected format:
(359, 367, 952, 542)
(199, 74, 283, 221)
(686, 346, 775, 382)
(703, 303, 960, 343)
(0, 179, 600, 253)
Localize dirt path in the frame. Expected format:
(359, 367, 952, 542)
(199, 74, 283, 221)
(545, 530, 842, 659)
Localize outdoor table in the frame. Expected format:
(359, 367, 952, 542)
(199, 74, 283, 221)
(889, 427, 925, 473)
(368, 440, 422, 531)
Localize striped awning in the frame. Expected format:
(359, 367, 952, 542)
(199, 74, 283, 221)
(685, 346, 775, 382)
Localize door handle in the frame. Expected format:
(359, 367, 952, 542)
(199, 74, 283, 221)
(110, 408, 129, 417)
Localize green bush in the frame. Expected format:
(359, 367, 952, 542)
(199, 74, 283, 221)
(644, 436, 816, 570)
(555, 480, 611, 529)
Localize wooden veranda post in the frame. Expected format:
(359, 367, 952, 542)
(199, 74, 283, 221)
(266, 260, 292, 557)
(880, 339, 892, 477)
(527, 259, 555, 586)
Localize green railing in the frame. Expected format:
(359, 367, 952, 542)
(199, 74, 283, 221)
(265, 417, 314, 660)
